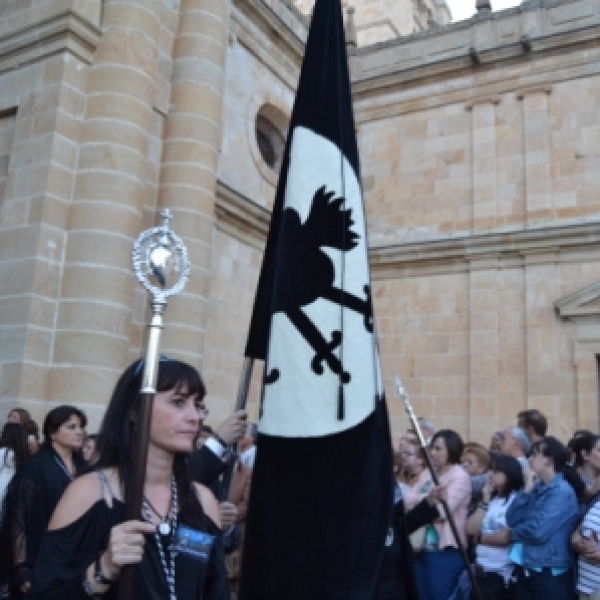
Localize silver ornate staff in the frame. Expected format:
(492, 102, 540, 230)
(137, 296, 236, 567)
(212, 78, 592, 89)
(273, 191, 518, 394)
(394, 373, 482, 600)
(120, 209, 190, 600)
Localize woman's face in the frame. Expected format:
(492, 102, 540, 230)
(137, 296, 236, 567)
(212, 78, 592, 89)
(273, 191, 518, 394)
(52, 414, 84, 452)
(401, 447, 424, 476)
(82, 438, 96, 463)
(7, 411, 20, 424)
(150, 383, 207, 454)
(461, 452, 485, 476)
(430, 436, 450, 470)
(528, 449, 551, 476)
(489, 469, 507, 494)
(583, 441, 600, 471)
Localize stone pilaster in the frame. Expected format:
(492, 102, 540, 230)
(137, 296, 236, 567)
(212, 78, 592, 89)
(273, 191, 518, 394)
(157, 0, 230, 367)
(523, 250, 560, 422)
(518, 87, 553, 226)
(468, 96, 500, 230)
(468, 262, 499, 441)
(51, 0, 163, 407)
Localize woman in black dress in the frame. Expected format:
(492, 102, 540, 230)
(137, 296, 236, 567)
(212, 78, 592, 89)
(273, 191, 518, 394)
(0, 405, 86, 598)
(28, 358, 229, 600)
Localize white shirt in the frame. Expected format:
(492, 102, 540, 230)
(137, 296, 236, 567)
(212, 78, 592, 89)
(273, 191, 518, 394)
(476, 493, 517, 582)
(240, 445, 256, 469)
(578, 500, 600, 593)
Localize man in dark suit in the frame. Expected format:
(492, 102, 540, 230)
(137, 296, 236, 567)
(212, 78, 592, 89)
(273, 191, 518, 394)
(188, 410, 249, 555)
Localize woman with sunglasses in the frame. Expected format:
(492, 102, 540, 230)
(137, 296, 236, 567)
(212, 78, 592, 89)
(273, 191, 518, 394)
(490, 437, 584, 600)
(28, 358, 229, 599)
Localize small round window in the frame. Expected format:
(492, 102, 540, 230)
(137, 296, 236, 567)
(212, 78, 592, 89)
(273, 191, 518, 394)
(255, 106, 288, 176)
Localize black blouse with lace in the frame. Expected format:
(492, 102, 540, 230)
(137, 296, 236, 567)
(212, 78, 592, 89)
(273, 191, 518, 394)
(0, 445, 85, 595)
(28, 493, 230, 600)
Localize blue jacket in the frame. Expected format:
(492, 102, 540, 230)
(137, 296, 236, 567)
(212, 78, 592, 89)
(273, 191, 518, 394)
(506, 472, 579, 568)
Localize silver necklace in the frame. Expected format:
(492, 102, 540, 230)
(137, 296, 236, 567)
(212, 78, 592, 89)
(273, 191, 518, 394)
(143, 493, 173, 536)
(142, 476, 178, 600)
(53, 455, 74, 481)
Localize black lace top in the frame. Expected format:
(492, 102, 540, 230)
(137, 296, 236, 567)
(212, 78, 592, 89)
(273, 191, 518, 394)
(0, 445, 85, 593)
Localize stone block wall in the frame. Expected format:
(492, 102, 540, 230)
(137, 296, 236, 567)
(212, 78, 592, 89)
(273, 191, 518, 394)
(356, 0, 600, 442)
(1, 0, 600, 447)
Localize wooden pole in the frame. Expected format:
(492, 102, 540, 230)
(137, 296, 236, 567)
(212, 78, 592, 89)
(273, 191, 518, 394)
(220, 357, 254, 501)
(118, 302, 166, 599)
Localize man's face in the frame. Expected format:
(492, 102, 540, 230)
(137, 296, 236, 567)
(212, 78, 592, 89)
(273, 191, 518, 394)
(517, 416, 526, 430)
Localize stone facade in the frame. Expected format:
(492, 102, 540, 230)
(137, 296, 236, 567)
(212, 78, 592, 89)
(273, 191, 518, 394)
(292, 0, 451, 45)
(0, 0, 599, 445)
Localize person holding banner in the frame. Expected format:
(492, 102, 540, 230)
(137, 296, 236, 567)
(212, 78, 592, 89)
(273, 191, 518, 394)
(28, 358, 230, 600)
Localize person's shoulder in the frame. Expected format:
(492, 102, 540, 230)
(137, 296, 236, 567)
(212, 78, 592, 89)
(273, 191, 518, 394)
(16, 446, 50, 476)
(449, 464, 470, 481)
(48, 472, 103, 530)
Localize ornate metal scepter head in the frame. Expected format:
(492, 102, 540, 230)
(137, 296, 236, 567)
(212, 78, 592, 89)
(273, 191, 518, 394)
(394, 372, 427, 450)
(120, 210, 191, 600)
(132, 209, 190, 392)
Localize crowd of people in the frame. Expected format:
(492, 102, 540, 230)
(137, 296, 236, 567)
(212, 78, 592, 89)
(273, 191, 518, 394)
(1, 361, 600, 600)
(391, 410, 600, 600)
(0, 359, 254, 600)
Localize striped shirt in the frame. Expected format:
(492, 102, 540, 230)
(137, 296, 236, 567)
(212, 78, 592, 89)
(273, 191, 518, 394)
(578, 500, 600, 594)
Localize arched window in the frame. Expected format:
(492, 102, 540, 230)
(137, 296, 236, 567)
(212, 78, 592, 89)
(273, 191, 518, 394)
(255, 105, 288, 176)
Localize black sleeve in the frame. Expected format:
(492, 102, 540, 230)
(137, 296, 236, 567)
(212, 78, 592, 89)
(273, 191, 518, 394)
(222, 524, 241, 555)
(29, 576, 91, 600)
(403, 498, 439, 535)
(28, 503, 113, 600)
(188, 446, 227, 487)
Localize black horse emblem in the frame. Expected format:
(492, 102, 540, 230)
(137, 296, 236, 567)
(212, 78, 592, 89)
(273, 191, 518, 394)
(265, 185, 373, 387)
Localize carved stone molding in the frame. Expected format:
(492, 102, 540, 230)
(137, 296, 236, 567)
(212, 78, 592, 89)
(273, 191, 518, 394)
(516, 85, 553, 99)
(556, 279, 600, 320)
(465, 94, 501, 110)
(215, 182, 271, 252)
(370, 222, 600, 279)
(231, 0, 307, 89)
(0, 10, 101, 74)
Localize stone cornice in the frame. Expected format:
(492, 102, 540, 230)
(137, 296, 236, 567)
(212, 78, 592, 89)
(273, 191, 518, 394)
(231, 0, 307, 90)
(0, 10, 101, 73)
(555, 279, 600, 319)
(351, 22, 600, 122)
(212, 182, 600, 278)
(369, 222, 600, 278)
(215, 182, 271, 252)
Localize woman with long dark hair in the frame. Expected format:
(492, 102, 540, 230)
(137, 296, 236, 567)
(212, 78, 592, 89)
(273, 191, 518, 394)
(0, 405, 86, 598)
(28, 358, 229, 599)
(0, 423, 31, 506)
(466, 455, 524, 599)
(505, 436, 584, 600)
(569, 432, 600, 503)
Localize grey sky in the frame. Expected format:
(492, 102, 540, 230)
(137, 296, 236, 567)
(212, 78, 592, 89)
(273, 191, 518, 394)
(446, 0, 521, 22)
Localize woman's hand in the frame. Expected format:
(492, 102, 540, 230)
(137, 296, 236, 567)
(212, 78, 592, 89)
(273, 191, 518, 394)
(482, 527, 511, 547)
(572, 527, 600, 562)
(101, 520, 157, 576)
(426, 485, 447, 507)
(523, 468, 537, 493)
